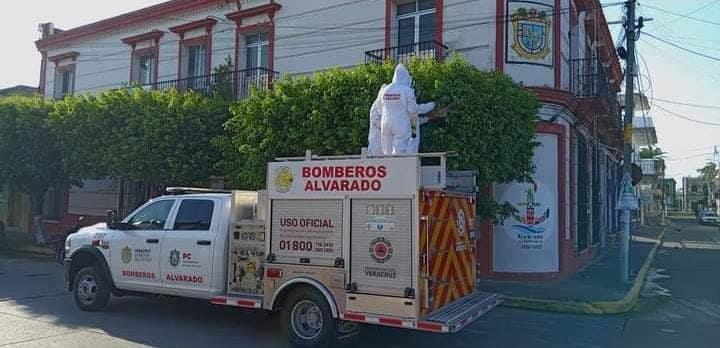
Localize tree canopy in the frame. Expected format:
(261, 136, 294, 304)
(223, 57, 540, 219)
(0, 96, 71, 214)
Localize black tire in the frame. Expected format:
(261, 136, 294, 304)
(73, 266, 111, 311)
(281, 287, 337, 348)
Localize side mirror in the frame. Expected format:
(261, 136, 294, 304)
(106, 210, 118, 229)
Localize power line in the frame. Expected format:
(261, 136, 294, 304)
(665, 153, 715, 161)
(651, 97, 720, 111)
(643, 2, 720, 27)
(643, 32, 720, 62)
(654, 103, 720, 127)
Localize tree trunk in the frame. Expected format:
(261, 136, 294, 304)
(30, 191, 47, 245)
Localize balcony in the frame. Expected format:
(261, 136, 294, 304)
(147, 67, 278, 98)
(365, 40, 449, 64)
(571, 57, 622, 139)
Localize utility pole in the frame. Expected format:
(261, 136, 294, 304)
(621, 0, 637, 283)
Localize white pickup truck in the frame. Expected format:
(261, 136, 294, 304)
(64, 152, 501, 347)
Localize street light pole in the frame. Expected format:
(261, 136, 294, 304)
(621, 0, 637, 283)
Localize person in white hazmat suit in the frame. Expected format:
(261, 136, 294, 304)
(367, 84, 387, 156)
(374, 64, 436, 155)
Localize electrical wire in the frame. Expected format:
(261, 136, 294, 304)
(643, 32, 720, 63)
(642, 2, 720, 27)
(654, 104, 720, 127)
(650, 97, 720, 111)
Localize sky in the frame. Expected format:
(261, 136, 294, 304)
(1, 0, 718, 186)
(604, 0, 720, 185)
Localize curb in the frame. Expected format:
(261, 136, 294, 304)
(500, 225, 667, 315)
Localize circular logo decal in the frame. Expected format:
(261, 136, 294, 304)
(456, 209, 467, 236)
(169, 249, 180, 267)
(369, 237, 394, 263)
(121, 246, 132, 264)
(274, 167, 294, 193)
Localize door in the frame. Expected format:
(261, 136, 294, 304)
(161, 198, 218, 293)
(110, 199, 176, 289)
(350, 199, 413, 297)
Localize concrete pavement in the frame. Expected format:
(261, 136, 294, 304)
(0, 217, 718, 347)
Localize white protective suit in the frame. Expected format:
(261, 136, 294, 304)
(407, 115, 429, 154)
(367, 84, 387, 156)
(378, 64, 435, 155)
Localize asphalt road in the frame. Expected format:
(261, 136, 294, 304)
(0, 218, 717, 348)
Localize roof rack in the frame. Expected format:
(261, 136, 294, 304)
(165, 187, 231, 195)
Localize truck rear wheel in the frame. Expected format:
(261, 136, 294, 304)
(281, 287, 337, 347)
(73, 266, 111, 311)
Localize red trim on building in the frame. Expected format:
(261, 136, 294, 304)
(495, 0, 505, 71)
(554, 0, 561, 89)
(383, 0, 444, 51)
(384, 0, 392, 50)
(435, 0, 444, 44)
(48, 51, 79, 65)
(39, 51, 47, 95)
(129, 46, 160, 87)
(36, 0, 225, 49)
(478, 121, 570, 281)
(225, 2, 281, 24)
(169, 18, 217, 37)
(121, 30, 164, 48)
(575, 0, 622, 91)
(227, 2, 280, 82)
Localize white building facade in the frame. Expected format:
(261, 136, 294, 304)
(36, 0, 622, 279)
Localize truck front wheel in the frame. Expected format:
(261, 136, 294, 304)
(281, 288, 337, 347)
(73, 266, 111, 311)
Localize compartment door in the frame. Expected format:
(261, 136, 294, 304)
(350, 199, 413, 297)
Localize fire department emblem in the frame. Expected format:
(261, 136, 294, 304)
(273, 166, 294, 193)
(510, 6, 551, 61)
(456, 209, 467, 236)
(169, 249, 180, 267)
(369, 237, 394, 264)
(121, 246, 132, 264)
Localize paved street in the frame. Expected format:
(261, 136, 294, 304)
(1, 218, 718, 348)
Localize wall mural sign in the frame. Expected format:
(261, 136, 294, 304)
(506, 1, 554, 67)
(493, 133, 559, 272)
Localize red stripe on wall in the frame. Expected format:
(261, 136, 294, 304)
(495, 0, 505, 71)
(554, 0, 561, 88)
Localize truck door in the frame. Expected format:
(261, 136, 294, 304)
(160, 198, 218, 293)
(350, 199, 413, 297)
(111, 199, 176, 289)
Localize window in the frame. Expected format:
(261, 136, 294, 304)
(132, 51, 156, 86)
(173, 199, 214, 231)
(397, 0, 436, 47)
(245, 32, 269, 70)
(186, 44, 207, 78)
(53, 66, 75, 99)
(692, 185, 698, 193)
(127, 200, 175, 230)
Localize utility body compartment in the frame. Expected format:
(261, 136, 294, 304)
(218, 151, 501, 334)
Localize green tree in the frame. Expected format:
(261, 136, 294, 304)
(0, 96, 72, 221)
(697, 162, 717, 182)
(223, 57, 539, 220)
(639, 146, 665, 159)
(51, 88, 232, 189)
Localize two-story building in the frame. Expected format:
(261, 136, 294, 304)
(35, 0, 622, 279)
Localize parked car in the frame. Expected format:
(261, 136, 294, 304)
(697, 211, 719, 225)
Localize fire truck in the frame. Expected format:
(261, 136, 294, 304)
(64, 151, 501, 347)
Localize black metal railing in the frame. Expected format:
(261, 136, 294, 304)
(365, 40, 449, 64)
(571, 57, 621, 126)
(145, 67, 278, 99)
(571, 57, 610, 99)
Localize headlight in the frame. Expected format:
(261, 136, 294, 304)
(65, 238, 71, 251)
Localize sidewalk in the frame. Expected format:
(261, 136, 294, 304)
(477, 222, 666, 313)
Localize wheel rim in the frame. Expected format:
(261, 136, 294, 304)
(290, 300, 324, 340)
(77, 275, 98, 305)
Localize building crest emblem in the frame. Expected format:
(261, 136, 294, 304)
(510, 7, 552, 60)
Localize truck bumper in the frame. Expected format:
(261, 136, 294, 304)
(340, 291, 502, 333)
(64, 257, 73, 291)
